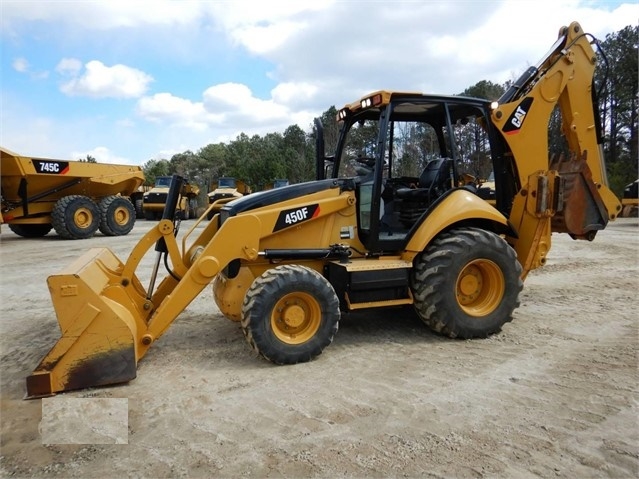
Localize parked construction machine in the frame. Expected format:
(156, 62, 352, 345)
(206, 177, 252, 219)
(1, 147, 144, 239)
(620, 179, 638, 217)
(26, 22, 621, 397)
(264, 179, 290, 190)
(142, 176, 200, 220)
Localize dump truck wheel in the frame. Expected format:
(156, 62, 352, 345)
(188, 201, 197, 219)
(135, 199, 144, 219)
(8, 223, 53, 238)
(51, 195, 100, 239)
(411, 227, 523, 339)
(241, 265, 340, 364)
(98, 195, 136, 236)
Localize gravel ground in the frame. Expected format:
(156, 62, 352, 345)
(1, 216, 637, 478)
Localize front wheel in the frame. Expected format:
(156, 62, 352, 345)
(8, 223, 53, 238)
(411, 227, 523, 339)
(241, 265, 340, 364)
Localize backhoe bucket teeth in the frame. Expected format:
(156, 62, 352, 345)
(26, 248, 146, 398)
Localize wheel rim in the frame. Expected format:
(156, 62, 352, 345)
(113, 205, 130, 226)
(73, 207, 94, 230)
(455, 259, 505, 317)
(271, 292, 321, 344)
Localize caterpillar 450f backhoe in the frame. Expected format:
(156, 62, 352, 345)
(26, 22, 621, 398)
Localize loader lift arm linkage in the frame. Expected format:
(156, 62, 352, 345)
(26, 22, 621, 398)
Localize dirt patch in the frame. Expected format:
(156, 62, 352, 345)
(1, 218, 638, 478)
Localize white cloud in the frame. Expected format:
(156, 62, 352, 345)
(203, 82, 289, 124)
(70, 146, 132, 165)
(55, 58, 82, 76)
(271, 82, 319, 109)
(205, 0, 333, 50)
(1, 0, 205, 30)
(12, 57, 29, 73)
(136, 92, 217, 130)
(59, 60, 153, 99)
(229, 20, 307, 54)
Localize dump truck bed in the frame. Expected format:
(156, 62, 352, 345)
(1, 147, 144, 223)
(1, 148, 144, 204)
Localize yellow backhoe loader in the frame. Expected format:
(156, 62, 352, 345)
(26, 22, 621, 398)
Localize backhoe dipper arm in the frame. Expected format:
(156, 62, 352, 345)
(490, 22, 621, 276)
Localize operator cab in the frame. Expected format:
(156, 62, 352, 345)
(316, 91, 510, 254)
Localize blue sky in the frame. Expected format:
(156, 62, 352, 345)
(1, 0, 637, 165)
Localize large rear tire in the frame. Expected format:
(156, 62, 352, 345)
(98, 196, 136, 236)
(411, 227, 523, 339)
(241, 265, 340, 364)
(188, 199, 197, 219)
(51, 195, 100, 239)
(134, 199, 144, 219)
(8, 223, 53, 238)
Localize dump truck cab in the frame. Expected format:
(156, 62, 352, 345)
(621, 179, 638, 217)
(206, 177, 252, 219)
(143, 176, 199, 220)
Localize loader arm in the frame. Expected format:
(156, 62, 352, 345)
(26, 178, 352, 397)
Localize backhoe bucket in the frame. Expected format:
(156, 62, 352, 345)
(26, 247, 146, 398)
(550, 152, 612, 240)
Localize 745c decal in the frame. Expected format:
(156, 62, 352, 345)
(32, 160, 69, 175)
(273, 204, 320, 232)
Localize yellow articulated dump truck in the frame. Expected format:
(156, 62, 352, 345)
(206, 177, 252, 219)
(1, 147, 145, 239)
(620, 179, 638, 217)
(26, 22, 621, 397)
(142, 176, 200, 220)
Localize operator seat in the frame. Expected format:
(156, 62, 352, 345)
(395, 158, 454, 225)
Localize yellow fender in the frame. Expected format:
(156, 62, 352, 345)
(402, 189, 511, 262)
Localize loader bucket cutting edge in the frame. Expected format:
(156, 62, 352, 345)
(26, 247, 147, 398)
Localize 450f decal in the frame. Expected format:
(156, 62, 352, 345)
(273, 204, 320, 232)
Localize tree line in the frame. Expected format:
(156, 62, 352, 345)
(140, 24, 637, 200)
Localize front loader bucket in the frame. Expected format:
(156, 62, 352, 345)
(26, 247, 147, 398)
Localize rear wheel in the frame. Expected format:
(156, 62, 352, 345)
(98, 195, 136, 236)
(188, 200, 197, 219)
(134, 199, 144, 219)
(411, 227, 523, 338)
(51, 195, 100, 239)
(8, 223, 52, 238)
(241, 265, 340, 364)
